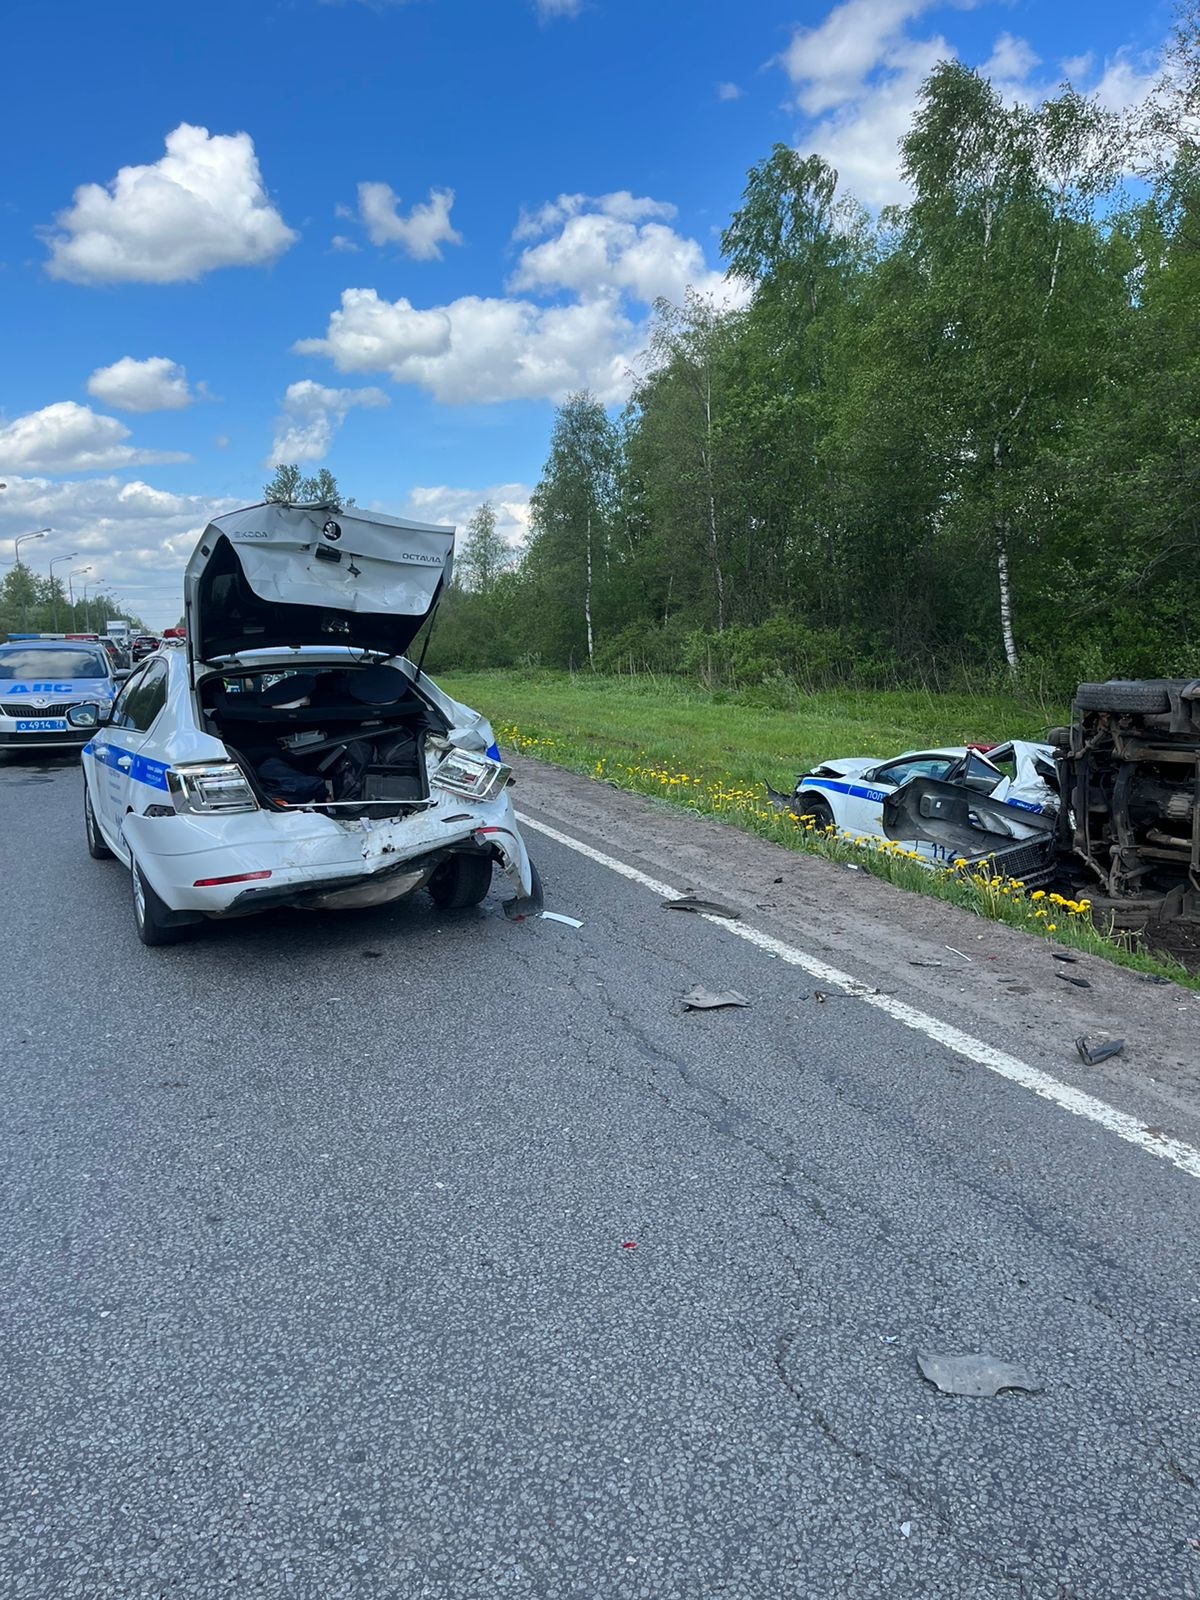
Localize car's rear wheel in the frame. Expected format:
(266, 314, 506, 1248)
(131, 858, 187, 946)
(428, 851, 493, 909)
(795, 793, 836, 833)
(83, 780, 113, 860)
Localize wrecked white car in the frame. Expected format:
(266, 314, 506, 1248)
(790, 741, 1059, 864)
(71, 501, 540, 945)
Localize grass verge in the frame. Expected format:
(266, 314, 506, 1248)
(441, 669, 1198, 992)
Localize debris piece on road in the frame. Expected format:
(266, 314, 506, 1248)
(1076, 1036, 1125, 1066)
(682, 985, 751, 1011)
(814, 990, 827, 1003)
(542, 911, 584, 928)
(844, 863, 862, 872)
(1056, 971, 1092, 989)
(945, 946, 973, 963)
(1139, 974, 1171, 986)
(1052, 952, 1078, 964)
(773, 876, 783, 884)
(900, 1522, 913, 1539)
(621, 1241, 638, 1250)
(916, 1351, 1044, 1397)
(909, 959, 945, 968)
(662, 896, 741, 919)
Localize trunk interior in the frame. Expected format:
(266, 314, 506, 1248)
(199, 663, 449, 819)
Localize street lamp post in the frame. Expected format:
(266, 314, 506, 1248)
(68, 567, 92, 619)
(48, 551, 80, 634)
(81, 586, 95, 633)
(15, 529, 50, 627)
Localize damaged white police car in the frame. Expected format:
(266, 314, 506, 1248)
(71, 502, 541, 945)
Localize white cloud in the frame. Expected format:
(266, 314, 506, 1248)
(536, 0, 581, 17)
(781, 2, 1165, 206)
(0, 402, 190, 474)
(0, 474, 239, 627)
(297, 192, 745, 406)
(296, 288, 636, 405)
(268, 379, 389, 464)
(781, 0, 935, 117)
(44, 123, 297, 284)
(86, 356, 194, 413)
(391, 483, 533, 551)
(355, 183, 462, 259)
(513, 190, 676, 241)
(981, 33, 1041, 86)
(331, 234, 360, 252)
(1090, 49, 1161, 116)
(716, 82, 742, 102)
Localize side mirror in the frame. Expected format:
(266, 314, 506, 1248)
(114, 668, 131, 682)
(67, 702, 107, 730)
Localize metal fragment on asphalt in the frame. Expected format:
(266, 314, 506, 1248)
(1076, 1036, 1125, 1065)
(916, 1351, 1044, 1397)
(1057, 971, 1092, 988)
(542, 911, 584, 928)
(662, 896, 741, 919)
(1052, 952, 1078, 964)
(682, 985, 751, 1010)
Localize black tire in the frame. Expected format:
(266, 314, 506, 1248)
(428, 852, 493, 909)
(1074, 680, 1173, 714)
(131, 858, 187, 947)
(83, 780, 113, 859)
(795, 793, 836, 832)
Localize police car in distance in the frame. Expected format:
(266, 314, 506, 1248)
(0, 635, 121, 752)
(69, 501, 542, 945)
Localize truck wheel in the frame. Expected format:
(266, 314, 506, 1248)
(131, 858, 187, 946)
(84, 782, 113, 860)
(1074, 680, 1172, 714)
(428, 852, 493, 909)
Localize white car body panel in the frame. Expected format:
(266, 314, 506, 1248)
(79, 502, 539, 930)
(793, 742, 1058, 864)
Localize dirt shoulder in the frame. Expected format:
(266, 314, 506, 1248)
(514, 754, 1200, 1141)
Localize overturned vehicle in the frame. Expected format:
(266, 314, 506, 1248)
(877, 679, 1200, 924)
(75, 502, 541, 945)
(1051, 679, 1200, 928)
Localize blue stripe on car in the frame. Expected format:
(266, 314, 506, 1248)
(799, 776, 889, 804)
(86, 742, 171, 791)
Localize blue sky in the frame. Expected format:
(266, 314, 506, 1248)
(0, 0, 1173, 625)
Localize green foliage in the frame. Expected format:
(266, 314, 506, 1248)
(262, 464, 353, 508)
(0, 565, 143, 638)
(431, 19, 1200, 696)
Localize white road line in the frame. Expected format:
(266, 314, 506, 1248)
(518, 811, 1200, 1182)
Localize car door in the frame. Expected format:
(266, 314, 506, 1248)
(855, 754, 960, 850)
(92, 661, 169, 848)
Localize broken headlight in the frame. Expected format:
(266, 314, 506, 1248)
(432, 747, 511, 804)
(168, 762, 259, 814)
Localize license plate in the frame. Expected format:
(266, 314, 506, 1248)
(15, 719, 68, 732)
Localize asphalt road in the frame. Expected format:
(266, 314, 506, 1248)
(2, 749, 1199, 1600)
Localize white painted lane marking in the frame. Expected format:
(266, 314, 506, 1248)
(518, 812, 1200, 1182)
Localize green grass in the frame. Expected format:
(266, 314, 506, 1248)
(440, 668, 1198, 992)
(440, 669, 1054, 796)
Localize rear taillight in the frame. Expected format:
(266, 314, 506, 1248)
(193, 870, 272, 887)
(168, 762, 258, 814)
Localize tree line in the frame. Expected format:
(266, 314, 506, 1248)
(429, 29, 1200, 697)
(0, 565, 144, 639)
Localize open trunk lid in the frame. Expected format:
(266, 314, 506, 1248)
(184, 501, 456, 667)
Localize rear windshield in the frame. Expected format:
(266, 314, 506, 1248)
(0, 647, 108, 680)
